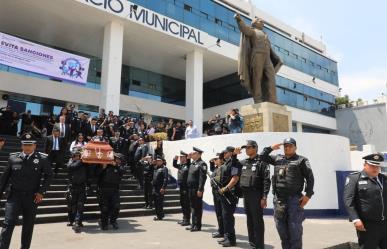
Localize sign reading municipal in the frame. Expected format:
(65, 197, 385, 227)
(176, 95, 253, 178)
(0, 32, 90, 84)
(80, 0, 205, 45)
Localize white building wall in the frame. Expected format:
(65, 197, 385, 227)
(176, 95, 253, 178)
(163, 132, 351, 210)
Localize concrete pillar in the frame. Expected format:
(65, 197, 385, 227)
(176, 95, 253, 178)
(100, 21, 124, 115)
(185, 49, 204, 136)
(296, 122, 303, 132)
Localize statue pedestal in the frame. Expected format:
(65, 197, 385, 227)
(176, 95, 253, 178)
(240, 102, 292, 132)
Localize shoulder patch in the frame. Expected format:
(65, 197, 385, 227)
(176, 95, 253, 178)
(38, 152, 48, 157)
(349, 171, 361, 175)
(9, 152, 21, 156)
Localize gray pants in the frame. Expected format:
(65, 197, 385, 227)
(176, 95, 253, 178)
(273, 195, 305, 249)
(250, 52, 277, 103)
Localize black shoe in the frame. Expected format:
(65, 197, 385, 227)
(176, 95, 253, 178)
(218, 238, 226, 244)
(221, 238, 236, 247)
(72, 224, 81, 233)
(67, 222, 73, 227)
(147, 205, 154, 209)
(101, 225, 108, 231)
(111, 221, 119, 230)
(180, 221, 191, 226)
(153, 216, 163, 221)
(190, 226, 201, 232)
(143, 204, 149, 209)
(212, 232, 224, 238)
(185, 226, 193, 231)
(177, 220, 184, 224)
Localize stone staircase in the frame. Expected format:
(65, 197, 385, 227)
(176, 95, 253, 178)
(0, 135, 181, 224)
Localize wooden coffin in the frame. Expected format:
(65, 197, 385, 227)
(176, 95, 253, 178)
(81, 141, 114, 164)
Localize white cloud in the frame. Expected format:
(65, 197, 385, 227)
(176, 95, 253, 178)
(339, 68, 387, 101)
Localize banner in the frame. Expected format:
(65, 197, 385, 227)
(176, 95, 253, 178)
(0, 32, 90, 84)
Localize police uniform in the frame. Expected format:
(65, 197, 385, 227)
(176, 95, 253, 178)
(172, 151, 191, 225)
(343, 153, 387, 249)
(109, 134, 126, 154)
(260, 138, 314, 249)
(218, 146, 242, 247)
(186, 147, 207, 232)
(66, 149, 88, 232)
(0, 133, 52, 249)
(209, 153, 224, 239)
(96, 153, 125, 230)
(142, 155, 154, 209)
(240, 140, 271, 249)
(152, 156, 168, 220)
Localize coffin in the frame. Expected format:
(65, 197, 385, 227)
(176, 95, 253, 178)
(81, 141, 114, 164)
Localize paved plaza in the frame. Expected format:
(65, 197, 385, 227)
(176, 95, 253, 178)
(8, 212, 357, 249)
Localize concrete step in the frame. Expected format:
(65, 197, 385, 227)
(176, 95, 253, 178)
(44, 189, 179, 199)
(0, 206, 182, 224)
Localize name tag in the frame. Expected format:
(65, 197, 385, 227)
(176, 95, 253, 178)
(252, 166, 256, 172)
(358, 181, 368, 185)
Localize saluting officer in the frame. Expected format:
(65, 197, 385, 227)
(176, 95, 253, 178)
(260, 138, 314, 249)
(209, 152, 225, 240)
(240, 140, 271, 249)
(0, 133, 52, 249)
(173, 151, 191, 226)
(109, 130, 126, 154)
(344, 153, 387, 249)
(141, 154, 154, 209)
(217, 146, 242, 247)
(152, 155, 168, 221)
(186, 147, 207, 232)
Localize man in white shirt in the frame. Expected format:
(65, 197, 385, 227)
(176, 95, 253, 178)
(184, 120, 199, 139)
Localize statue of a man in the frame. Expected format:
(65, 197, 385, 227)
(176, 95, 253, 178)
(235, 13, 283, 104)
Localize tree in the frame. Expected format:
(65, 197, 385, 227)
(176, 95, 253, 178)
(335, 95, 349, 106)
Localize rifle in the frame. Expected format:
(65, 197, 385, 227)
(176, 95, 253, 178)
(206, 172, 231, 205)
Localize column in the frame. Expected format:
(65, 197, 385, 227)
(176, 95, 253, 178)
(296, 122, 303, 132)
(185, 49, 204, 136)
(100, 21, 124, 115)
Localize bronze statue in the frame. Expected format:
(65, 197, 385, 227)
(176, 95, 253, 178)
(235, 14, 283, 104)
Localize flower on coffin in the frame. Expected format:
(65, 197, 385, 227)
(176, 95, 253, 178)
(82, 149, 90, 158)
(107, 151, 114, 160)
(95, 148, 103, 159)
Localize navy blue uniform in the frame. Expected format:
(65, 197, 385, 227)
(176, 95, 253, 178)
(0, 151, 52, 249)
(152, 166, 168, 219)
(260, 146, 314, 249)
(142, 160, 154, 208)
(173, 159, 191, 223)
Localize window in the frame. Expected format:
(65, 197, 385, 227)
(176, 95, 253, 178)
(96, 71, 101, 77)
(200, 11, 208, 19)
(309, 61, 315, 67)
(148, 83, 157, 90)
(184, 4, 192, 12)
(215, 18, 222, 25)
(132, 80, 141, 86)
(291, 53, 298, 59)
(301, 57, 307, 63)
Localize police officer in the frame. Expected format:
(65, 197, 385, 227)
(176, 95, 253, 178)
(66, 148, 88, 233)
(152, 155, 168, 221)
(216, 146, 242, 247)
(0, 133, 52, 249)
(260, 138, 314, 249)
(109, 130, 126, 154)
(186, 147, 207, 232)
(173, 151, 191, 226)
(96, 153, 125, 230)
(141, 154, 154, 209)
(343, 153, 387, 249)
(240, 140, 271, 249)
(92, 128, 108, 142)
(209, 152, 225, 239)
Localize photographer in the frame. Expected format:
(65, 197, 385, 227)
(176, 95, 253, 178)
(226, 109, 242, 134)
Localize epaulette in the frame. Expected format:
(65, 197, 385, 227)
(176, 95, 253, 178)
(38, 152, 48, 157)
(9, 152, 21, 157)
(349, 171, 361, 175)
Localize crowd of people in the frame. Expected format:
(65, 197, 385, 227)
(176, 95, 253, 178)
(0, 105, 244, 141)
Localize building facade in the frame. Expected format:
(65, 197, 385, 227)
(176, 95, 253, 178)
(0, 0, 339, 134)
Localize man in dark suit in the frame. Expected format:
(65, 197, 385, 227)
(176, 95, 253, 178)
(45, 127, 66, 177)
(86, 117, 99, 141)
(54, 116, 71, 147)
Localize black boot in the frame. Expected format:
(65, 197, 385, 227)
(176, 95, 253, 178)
(220, 238, 236, 247)
(212, 232, 224, 238)
(111, 221, 119, 230)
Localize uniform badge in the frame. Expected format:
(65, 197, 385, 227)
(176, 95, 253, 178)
(203, 165, 207, 171)
(345, 177, 350, 185)
(374, 155, 380, 160)
(242, 166, 247, 170)
(26, 134, 31, 139)
(358, 180, 368, 185)
(252, 166, 256, 171)
(33, 159, 39, 164)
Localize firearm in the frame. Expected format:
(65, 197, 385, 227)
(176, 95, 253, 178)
(206, 172, 231, 205)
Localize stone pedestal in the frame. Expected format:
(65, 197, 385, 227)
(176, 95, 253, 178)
(240, 102, 292, 132)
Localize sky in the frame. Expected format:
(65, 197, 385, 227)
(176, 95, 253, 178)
(252, 0, 387, 102)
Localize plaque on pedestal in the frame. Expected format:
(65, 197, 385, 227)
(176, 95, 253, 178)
(240, 102, 292, 132)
